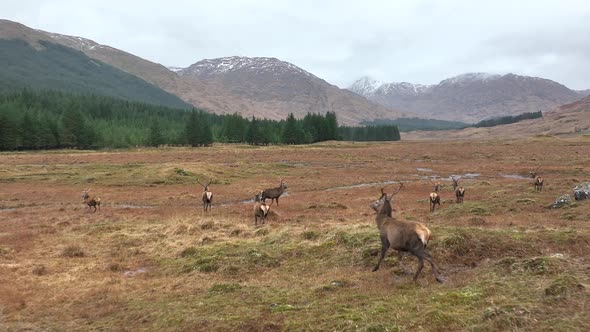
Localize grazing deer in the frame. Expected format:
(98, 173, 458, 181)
(197, 178, 213, 211)
(253, 191, 270, 226)
(451, 176, 461, 191)
(529, 167, 544, 191)
(261, 177, 288, 206)
(82, 188, 101, 213)
(455, 186, 465, 204)
(371, 186, 444, 283)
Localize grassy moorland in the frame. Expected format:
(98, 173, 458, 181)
(0, 138, 589, 331)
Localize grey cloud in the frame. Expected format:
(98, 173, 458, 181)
(1, 0, 589, 89)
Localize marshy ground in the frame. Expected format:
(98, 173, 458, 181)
(1, 138, 589, 331)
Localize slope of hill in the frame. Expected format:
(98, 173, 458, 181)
(350, 73, 584, 123)
(175, 56, 405, 125)
(0, 21, 191, 109)
(0, 39, 191, 109)
(403, 96, 590, 140)
(0, 19, 404, 125)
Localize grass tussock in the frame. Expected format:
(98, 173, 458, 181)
(544, 275, 585, 299)
(60, 245, 85, 258)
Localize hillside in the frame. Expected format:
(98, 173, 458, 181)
(174, 56, 405, 125)
(403, 95, 590, 140)
(0, 39, 191, 109)
(0, 21, 192, 109)
(0, 20, 404, 125)
(350, 73, 584, 123)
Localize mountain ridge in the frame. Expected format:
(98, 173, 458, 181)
(0, 19, 403, 125)
(350, 73, 585, 123)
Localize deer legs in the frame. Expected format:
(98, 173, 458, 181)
(411, 249, 445, 283)
(373, 235, 389, 272)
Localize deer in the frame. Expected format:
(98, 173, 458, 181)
(529, 167, 544, 191)
(82, 188, 101, 213)
(451, 176, 461, 191)
(371, 186, 445, 283)
(455, 186, 465, 204)
(429, 179, 441, 212)
(431, 179, 441, 193)
(197, 178, 213, 212)
(253, 191, 270, 226)
(261, 177, 288, 206)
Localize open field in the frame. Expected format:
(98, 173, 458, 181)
(1, 138, 589, 331)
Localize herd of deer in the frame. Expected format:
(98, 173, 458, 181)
(80, 167, 545, 283)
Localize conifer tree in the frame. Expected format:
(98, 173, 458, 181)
(148, 119, 164, 147)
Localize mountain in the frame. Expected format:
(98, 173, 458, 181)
(174, 56, 404, 125)
(403, 95, 590, 140)
(350, 73, 584, 123)
(0, 20, 191, 109)
(0, 20, 403, 125)
(578, 89, 590, 97)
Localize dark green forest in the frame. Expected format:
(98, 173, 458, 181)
(338, 125, 400, 141)
(0, 39, 191, 109)
(0, 90, 400, 150)
(362, 117, 468, 131)
(473, 111, 543, 127)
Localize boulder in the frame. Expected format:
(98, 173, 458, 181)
(573, 182, 590, 201)
(551, 194, 572, 209)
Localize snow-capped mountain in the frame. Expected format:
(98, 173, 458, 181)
(167, 66, 185, 73)
(349, 73, 584, 123)
(179, 56, 315, 79)
(348, 76, 383, 96)
(175, 56, 404, 124)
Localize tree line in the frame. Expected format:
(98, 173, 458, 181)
(0, 89, 399, 151)
(339, 125, 401, 141)
(472, 111, 543, 128)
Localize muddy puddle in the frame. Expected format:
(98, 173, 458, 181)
(499, 173, 529, 180)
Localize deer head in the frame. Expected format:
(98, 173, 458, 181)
(82, 188, 91, 199)
(279, 177, 288, 190)
(451, 176, 460, 187)
(431, 179, 441, 192)
(370, 183, 403, 213)
(197, 178, 212, 191)
(529, 166, 540, 179)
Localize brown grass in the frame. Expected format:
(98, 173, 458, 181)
(0, 140, 589, 330)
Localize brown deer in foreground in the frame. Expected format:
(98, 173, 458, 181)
(529, 167, 544, 191)
(82, 188, 101, 213)
(371, 186, 445, 283)
(253, 191, 270, 226)
(455, 187, 465, 204)
(261, 177, 288, 206)
(197, 178, 213, 211)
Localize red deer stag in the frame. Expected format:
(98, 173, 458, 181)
(253, 191, 270, 226)
(455, 186, 465, 204)
(451, 176, 461, 191)
(261, 177, 288, 206)
(197, 178, 213, 212)
(82, 188, 101, 213)
(529, 167, 544, 191)
(431, 179, 441, 193)
(429, 180, 441, 212)
(371, 186, 445, 283)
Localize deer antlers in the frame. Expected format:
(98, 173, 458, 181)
(381, 182, 404, 199)
(196, 178, 212, 188)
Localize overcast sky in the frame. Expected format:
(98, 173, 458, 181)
(2, 0, 590, 89)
